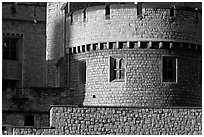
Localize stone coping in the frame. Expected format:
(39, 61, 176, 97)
(50, 105, 202, 109)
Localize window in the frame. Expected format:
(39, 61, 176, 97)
(162, 56, 177, 82)
(79, 60, 86, 84)
(3, 38, 18, 60)
(110, 56, 125, 82)
(105, 5, 110, 19)
(24, 115, 34, 126)
(83, 8, 86, 22)
(2, 80, 18, 90)
(170, 6, 175, 17)
(198, 61, 202, 85)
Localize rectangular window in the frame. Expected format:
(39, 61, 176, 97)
(199, 61, 202, 85)
(79, 60, 86, 84)
(110, 56, 125, 82)
(162, 56, 177, 82)
(3, 38, 18, 60)
(24, 115, 34, 126)
(2, 80, 18, 90)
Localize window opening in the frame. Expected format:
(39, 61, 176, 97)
(83, 8, 86, 21)
(110, 56, 125, 82)
(162, 56, 177, 82)
(3, 38, 18, 60)
(79, 61, 86, 84)
(105, 5, 110, 19)
(170, 6, 175, 17)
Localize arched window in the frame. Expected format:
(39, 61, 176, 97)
(170, 6, 175, 17)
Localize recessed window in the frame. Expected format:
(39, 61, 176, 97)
(79, 60, 86, 84)
(83, 8, 86, 22)
(2, 80, 18, 91)
(162, 56, 177, 82)
(198, 61, 202, 85)
(105, 5, 110, 20)
(3, 38, 18, 60)
(170, 6, 175, 17)
(24, 115, 34, 126)
(110, 56, 125, 82)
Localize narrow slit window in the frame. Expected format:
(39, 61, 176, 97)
(79, 61, 86, 84)
(83, 8, 86, 22)
(170, 6, 175, 17)
(162, 56, 177, 82)
(105, 5, 110, 20)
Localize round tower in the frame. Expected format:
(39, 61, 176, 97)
(66, 3, 202, 107)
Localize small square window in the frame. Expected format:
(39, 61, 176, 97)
(162, 56, 177, 83)
(110, 56, 126, 82)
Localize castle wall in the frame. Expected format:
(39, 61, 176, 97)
(2, 3, 46, 87)
(66, 4, 202, 107)
(66, 4, 201, 49)
(12, 106, 202, 135)
(2, 87, 71, 127)
(46, 2, 66, 87)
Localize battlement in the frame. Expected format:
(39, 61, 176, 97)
(66, 3, 201, 49)
(67, 3, 201, 26)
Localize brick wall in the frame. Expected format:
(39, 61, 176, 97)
(12, 106, 202, 135)
(2, 3, 46, 87)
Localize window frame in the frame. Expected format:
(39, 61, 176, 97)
(3, 38, 18, 60)
(109, 55, 126, 83)
(161, 55, 178, 83)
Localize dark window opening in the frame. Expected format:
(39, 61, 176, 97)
(162, 56, 177, 82)
(170, 6, 175, 17)
(82, 45, 85, 52)
(79, 61, 86, 84)
(11, 3, 17, 15)
(195, 8, 199, 24)
(2, 80, 18, 91)
(86, 44, 91, 51)
(73, 47, 77, 54)
(83, 8, 86, 21)
(152, 42, 160, 49)
(119, 42, 124, 49)
(3, 38, 18, 60)
(129, 42, 136, 49)
(92, 43, 97, 50)
(140, 42, 148, 48)
(93, 95, 96, 98)
(110, 56, 125, 82)
(24, 115, 34, 126)
(34, 6, 36, 17)
(137, 3, 142, 18)
(77, 46, 81, 53)
(109, 42, 116, 49)
(100, 43, 105, 50)
(105, 5, 110, 19)
(70, 12, 73, 24)
(199, 61, 202, 85)
(182, 43, 190, 51)
(163, 42, 170, 49)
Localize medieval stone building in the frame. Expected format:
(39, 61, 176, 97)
(47, 2, 202, 107)
(2, 2, 202, 135)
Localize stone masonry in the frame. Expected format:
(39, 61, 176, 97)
(12, 106, 202, 135)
